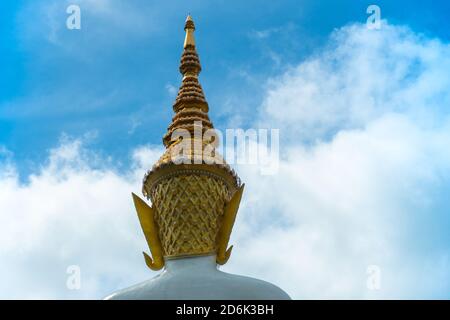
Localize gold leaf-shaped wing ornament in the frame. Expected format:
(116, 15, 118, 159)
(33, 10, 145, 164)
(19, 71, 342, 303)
(216, 184, 245, 265)
(131, 193, 164, 271)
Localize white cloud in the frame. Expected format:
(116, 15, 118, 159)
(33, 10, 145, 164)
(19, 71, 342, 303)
(1, 22, 450, 299)
(226, 22, 450, 299)
(0, 138, 162, 299)
(260, 23, 450, 143)
(228, 114, 450, 298)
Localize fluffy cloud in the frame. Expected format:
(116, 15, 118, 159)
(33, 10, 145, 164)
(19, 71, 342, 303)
(230, 22, 450, 299)
(1, 21, 450, 299)
(0, 139, 163, 299)
(230, 114, 450, 298)
(260, 23, 450, 143)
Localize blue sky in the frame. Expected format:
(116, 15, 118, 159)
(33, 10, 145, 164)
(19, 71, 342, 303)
(1, 1, 450, 299)
(1, 0, 450, 176)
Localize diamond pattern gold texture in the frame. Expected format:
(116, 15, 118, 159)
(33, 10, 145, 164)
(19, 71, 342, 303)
(151, 174, 230, 257)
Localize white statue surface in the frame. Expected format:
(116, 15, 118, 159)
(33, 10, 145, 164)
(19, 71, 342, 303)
(106, 255, 290, 300)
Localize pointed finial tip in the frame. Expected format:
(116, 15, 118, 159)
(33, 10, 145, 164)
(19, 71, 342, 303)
(184, 14, 195, 31)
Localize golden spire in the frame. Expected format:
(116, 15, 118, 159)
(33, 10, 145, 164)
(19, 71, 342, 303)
(163, 14, 212, 147)
(184, 15, 195, 48)
(133, 16, 244, 271)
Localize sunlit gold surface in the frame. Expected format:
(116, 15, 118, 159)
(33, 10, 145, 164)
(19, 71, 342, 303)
(183, 15, 196, 48)
(217, 184, 245, 265)
(132, 193, 164, 270)
(151, 174, 230, 257)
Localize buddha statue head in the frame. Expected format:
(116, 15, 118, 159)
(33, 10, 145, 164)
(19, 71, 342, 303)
(132, 15, 244, 271)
